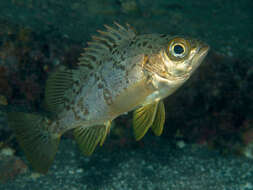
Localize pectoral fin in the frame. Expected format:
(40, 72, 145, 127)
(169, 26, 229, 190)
(74, 121, 111, 156)
(133, 102, 158, 141)
(151, 101, 165, 136)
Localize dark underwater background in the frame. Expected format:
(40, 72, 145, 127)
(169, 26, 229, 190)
(0, 0, 252, 189)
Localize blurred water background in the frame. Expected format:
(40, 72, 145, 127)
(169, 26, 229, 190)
(0, 0, 252, 189)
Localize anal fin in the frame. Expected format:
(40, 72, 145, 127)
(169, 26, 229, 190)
(74, 121, 111, 156)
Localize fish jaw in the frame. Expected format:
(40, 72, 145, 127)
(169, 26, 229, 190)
(190, 42, 209, 74)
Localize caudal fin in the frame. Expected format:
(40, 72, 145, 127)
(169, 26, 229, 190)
(7, 112, 60, 174)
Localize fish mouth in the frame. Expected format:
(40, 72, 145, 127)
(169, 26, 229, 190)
(177, 43, 209, 79)
(191, 43, 209, 70)
(199, 43, 210, 58)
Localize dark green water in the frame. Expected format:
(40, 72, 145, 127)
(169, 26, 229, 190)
(0, 0, 252, 189)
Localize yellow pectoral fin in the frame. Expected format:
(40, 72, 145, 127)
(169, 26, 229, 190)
(99, 121, 111, 146)
(151, 101, 165, 136)
(74, 121, 111, 156)
(133, 102, 159, 141)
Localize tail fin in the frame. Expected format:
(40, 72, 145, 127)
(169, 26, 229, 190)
(7, 112, 60, 174)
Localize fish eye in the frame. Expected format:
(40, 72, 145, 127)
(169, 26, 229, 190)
(167, 37, 190, 60)
(172, 44, 185, 56)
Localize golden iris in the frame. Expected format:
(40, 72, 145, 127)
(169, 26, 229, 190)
(167, 38, 190, 60)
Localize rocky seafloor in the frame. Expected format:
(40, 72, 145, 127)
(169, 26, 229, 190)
(0, 137, 253, 190)
(0, 0, 252, 189)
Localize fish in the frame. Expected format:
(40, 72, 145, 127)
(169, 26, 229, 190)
(7, 22, 209, 173)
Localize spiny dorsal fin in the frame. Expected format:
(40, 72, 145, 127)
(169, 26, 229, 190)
(133, 102, 159, 141)
(74, 121, 111, 156)
(44, 66, 74, 113)
(78, 22, 136, 72)
(151, 101, 165, 136)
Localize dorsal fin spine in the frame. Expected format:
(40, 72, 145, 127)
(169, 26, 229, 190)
(104, 25, 123, 37)
(78, 23, 136, 72)
(114, 22, 126, 31)
(97, 30, 117, 40)
(92, 36, 114, 46)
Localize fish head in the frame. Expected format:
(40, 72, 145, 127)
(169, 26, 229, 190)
(161, 36, 209, 79)
(143, 36, 209, 103)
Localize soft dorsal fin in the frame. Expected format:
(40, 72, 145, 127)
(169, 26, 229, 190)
(78, 22, 136, 72)
(44, 66, 74, 113)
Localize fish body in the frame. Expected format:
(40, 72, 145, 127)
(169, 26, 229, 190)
(8, 23, 209, 173)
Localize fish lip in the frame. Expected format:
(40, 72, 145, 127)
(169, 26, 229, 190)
(193, 43, 210, 66)
(187, 43, 209, 76)
(199, 43, 210, 58)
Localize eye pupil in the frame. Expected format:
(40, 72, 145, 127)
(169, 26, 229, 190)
(173, 44, 184, 54)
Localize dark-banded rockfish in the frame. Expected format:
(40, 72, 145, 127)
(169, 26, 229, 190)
(8, 23, 209, 173)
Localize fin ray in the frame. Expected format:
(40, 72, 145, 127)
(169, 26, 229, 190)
(7, 112, 60, 174)
(78, 23, 136, 72)
(44, 66, 73, 113)
(151, 101, 165, 136)
(74, 122, 111, 156)
(133, 102, 159, 141)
